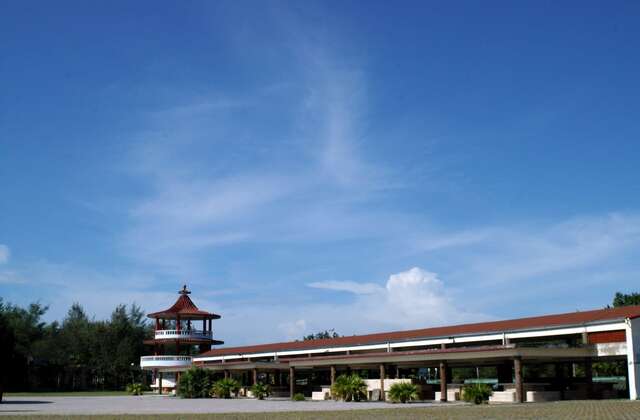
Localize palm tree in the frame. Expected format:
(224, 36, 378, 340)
(388, 382, 418, 403)
(250, 382, 270, 399)
(331, 374, 367, 402)
(211, 377, 240, 399)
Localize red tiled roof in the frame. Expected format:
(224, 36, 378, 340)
(147, 294, 221, 319)
(199, 305, 639, 357)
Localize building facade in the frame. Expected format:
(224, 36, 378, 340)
(139, 291, 640, 401)
(190, 305, 640, 402)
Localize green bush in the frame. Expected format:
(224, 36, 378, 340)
(388, 382, 418, 403)
(330, 374, 367, 402)
(211, 377, 241, 399)
(125, 382, 144, 396)
(292, 392, 306, 401)
(177, 367, 216, 398)
(462, 383, 493, 404)
(250, 382, 270, 400)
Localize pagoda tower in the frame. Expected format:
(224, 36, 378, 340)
(140, 285, 223, 394)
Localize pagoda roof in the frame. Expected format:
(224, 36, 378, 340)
(147, 286, 221, 320)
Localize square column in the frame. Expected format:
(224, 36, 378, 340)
(253, 368, 258, 385)
(439, 361, 447, 402)
(514, 357, 524, 403)
(289, 367, 296, 398)
(330, 365, 336, 387)
(379, 364, 385, 401)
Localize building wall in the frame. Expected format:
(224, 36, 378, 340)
(626, 317, 640, 400)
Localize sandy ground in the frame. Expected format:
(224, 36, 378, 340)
(0, 395, 454, 415)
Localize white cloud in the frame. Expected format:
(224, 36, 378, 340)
(210, 267, 489, 346)
(0, 244, 10, 264)
(307, 267, 488, 332)
(278, 319, 307, 340)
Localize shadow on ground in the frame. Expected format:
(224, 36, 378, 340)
(1, 400, 52, 404)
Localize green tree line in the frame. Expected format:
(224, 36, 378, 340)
(0, 298, 152, 397)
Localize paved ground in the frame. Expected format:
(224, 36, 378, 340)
(0, 396, 455, 416)
(3, 397, 640, 419)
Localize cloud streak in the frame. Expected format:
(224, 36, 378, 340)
(0, 244, 10, 264)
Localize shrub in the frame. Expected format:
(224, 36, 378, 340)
(462, 383, 493, 404)
(177, 367, 216, 398)
(292, 392, 306, 401)
(211, 377, 241, 399)
(330, 374, 367, 402)
(250, 382, 270, 400)
(388, 382, 418, 403)
(126, 382, 144, 396)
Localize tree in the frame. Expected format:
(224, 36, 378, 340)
(0, 306, 15, 402)
(0, 299, 150, 393)
(0, 300, 48, 391)
(612, 292, 640, 307)
(303, 329, 340, 341)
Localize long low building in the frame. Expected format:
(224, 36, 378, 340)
(193, 305, 640, 402)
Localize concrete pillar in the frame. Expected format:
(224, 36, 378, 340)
(514, 357, 524, 403)
(379, 364, 385, 401)
(439, 361, 447, 402)
(330, 365, 336, 387)
(289, 367, 296, 398)
(224, 370, 229, 379)
(253, 368, 258, 385)
(158, 372, 163, 394)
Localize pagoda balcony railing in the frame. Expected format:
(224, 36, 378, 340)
(154, 329, 213, 340)
(140, 355, 193, 369)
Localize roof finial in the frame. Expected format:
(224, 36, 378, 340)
(179, 284, 191, 295)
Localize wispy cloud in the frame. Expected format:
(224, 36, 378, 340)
(462, 213, 640, 286)
(308, 280, 383, 295)
(0, 244, 10, 264)
(115, 27, 395, 276)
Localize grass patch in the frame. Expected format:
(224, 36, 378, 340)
(4, 391, 129, 397)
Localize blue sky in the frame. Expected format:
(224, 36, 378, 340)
(1, 1, 639, 345)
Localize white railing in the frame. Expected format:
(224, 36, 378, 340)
(140, 355, 193, 369)
(154, 329, 213, 340)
